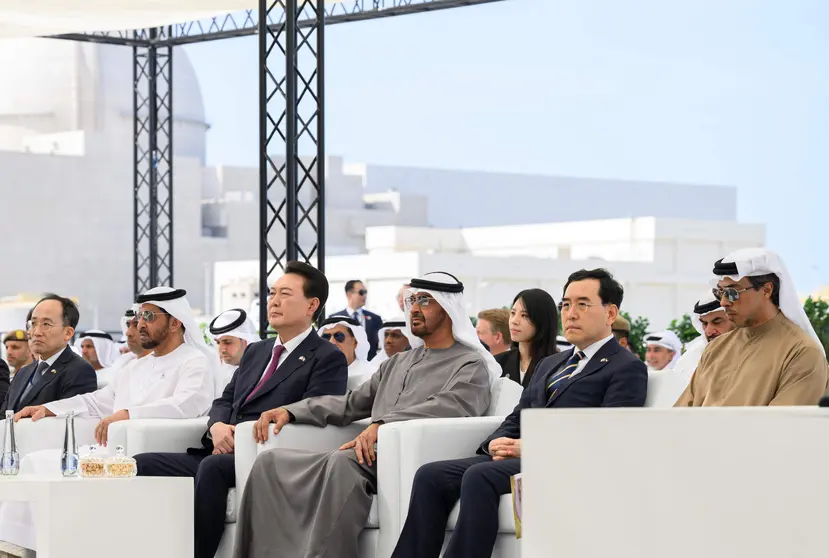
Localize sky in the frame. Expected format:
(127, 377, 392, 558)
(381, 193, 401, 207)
(182, 0, 829, 293)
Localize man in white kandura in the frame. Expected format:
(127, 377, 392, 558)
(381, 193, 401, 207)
(644, 330, 682, 371)
(209, 308, 260, 389)
(370, 318, 422, 365)
(15, 287, 218, 445)
(317, 315, 379, 389)
(4, 288, 218, 556)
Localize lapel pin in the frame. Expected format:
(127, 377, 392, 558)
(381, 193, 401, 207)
(600, 358, 608, 363)
(51, 369, 57, 374)
(298, 356, 306, 362)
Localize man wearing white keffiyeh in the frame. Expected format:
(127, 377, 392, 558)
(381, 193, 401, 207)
(676, 248, 828, 407)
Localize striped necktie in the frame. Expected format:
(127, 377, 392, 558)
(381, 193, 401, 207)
(547, 350, 586, 403)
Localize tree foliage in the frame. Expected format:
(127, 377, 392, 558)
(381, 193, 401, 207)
(621, 311, 650, 360)
(804, 296, 829, 356)
(668, 313, 701, 346)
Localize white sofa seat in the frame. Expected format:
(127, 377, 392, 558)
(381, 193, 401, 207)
(645, 369, 688, 407)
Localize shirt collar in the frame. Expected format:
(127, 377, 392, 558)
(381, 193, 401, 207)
(346, 307, 362, 316)
(276, 326, 313, 355)
(576, 334, 614, 362)
(41, 345, 67, 367)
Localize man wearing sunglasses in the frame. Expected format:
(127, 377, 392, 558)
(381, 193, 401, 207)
(318, 316, 379, 389)
(676, 248, 828, 407)
(16, 288, 217, 447)
(134, 262, 348, 558)
(330, 279, 383, 361)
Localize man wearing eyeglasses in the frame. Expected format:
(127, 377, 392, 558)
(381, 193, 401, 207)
(676, 248, 828, 406)
(1, 294, 96, 414)
(392, 268, 647, 558)
(133, 262, 348, 558)
(330, 279, 383, 361)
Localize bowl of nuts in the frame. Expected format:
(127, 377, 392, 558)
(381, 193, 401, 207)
(105, 446, 137, 478)
(78, 446, 106, 478)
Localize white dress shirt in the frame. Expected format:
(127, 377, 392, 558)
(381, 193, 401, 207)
(346, 307, 365, 328)
(258, 326, 314, 382)
(570, 334, 615, 379)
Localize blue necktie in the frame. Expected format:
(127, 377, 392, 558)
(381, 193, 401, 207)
(547, 350, 586, 403)
(352, 311, 360, 325)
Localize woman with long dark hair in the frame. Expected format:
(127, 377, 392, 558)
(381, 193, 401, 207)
(495, 288, 559, 387)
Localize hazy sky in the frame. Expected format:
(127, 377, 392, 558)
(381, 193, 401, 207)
(182, 0, 829, 292)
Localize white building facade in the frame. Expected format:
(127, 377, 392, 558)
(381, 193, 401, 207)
(0, 38, 762, 332)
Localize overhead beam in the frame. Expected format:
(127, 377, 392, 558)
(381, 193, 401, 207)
(53, 0, 504, 47)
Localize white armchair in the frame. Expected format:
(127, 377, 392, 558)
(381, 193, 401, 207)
(217, 377, 523, 558)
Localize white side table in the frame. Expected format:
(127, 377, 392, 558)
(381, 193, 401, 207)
(0, 476, 192, 558)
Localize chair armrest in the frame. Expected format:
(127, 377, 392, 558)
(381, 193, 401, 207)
(259, 419, 370, 453)
(107, 418, 209, 456)
(372, 416, 506, 558)
(231, 419, 370, 503)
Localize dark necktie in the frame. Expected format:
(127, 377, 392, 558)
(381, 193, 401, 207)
(244, 344, 285, 404)
(547, 350, 586, 403)
(352, 311, 360, 325)
(19, 361, 50, 404)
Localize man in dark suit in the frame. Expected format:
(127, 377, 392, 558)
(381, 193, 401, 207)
(330, 279, 383, 360)
(391, 268, 648, 558)
(1, 294, 96, 414)
(135, 261, 348, 558)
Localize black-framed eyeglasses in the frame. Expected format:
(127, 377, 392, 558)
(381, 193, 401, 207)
(138, 310, 171, 323)
(322, 332, 347, 343)
(712, 286, 754, 303)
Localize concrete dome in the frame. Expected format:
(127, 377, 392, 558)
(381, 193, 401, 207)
(0, 38, 207, 160)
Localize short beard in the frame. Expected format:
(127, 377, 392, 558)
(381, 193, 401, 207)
(140, 325, 171, 350)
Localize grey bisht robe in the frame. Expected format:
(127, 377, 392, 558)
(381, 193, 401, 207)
(233, 342, 491, 558)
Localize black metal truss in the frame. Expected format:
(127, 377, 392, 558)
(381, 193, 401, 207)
(55, 0, 504, 47)
(133, 27, 174, 297)
(258, 0, 326, 334)
(52, 0, 502, 334)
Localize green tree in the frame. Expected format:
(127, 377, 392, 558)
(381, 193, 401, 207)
(804, 296, 829, 356)
(621, 311, 650, 361)
(668, 313, 701, 346)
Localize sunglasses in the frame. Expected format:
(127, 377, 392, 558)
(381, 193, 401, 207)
(322, 332, 347, 343)
(712, 286, 755, 303)
(355, 289, 367, 296)
(138, 310, 171, 323)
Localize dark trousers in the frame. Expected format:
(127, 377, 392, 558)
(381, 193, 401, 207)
(391, 454, 520, 558)
(135, 452, 235, 558)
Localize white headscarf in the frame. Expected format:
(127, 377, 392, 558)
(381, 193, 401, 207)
(645, 330, 682, 367)
(136, 286, 223, 395)
(712, 247, 824, 355)
(318, 316, 371, 362)
(371, 318, 424, 364)
(691, 291, 726, 344)
(405, 272, 501, 384)
(208, 308, 259, 345)
(74, 330, 118, 368)
(119, 304, 139, 337)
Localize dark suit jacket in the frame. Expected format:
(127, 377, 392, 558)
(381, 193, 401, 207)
(0, 346, 97, 413)
(330, 308, 383, 360)
(496, 349, 537, 389)
(198, 330, 348, 452)
(481, 337, 647, 452)
(0, 360, 9, 409)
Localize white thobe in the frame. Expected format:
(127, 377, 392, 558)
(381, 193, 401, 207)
(347, 358, 378, 390)
(0, 345, 213, 551)
(45, 343, 214, 420)
(673, 336, 706, 386)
